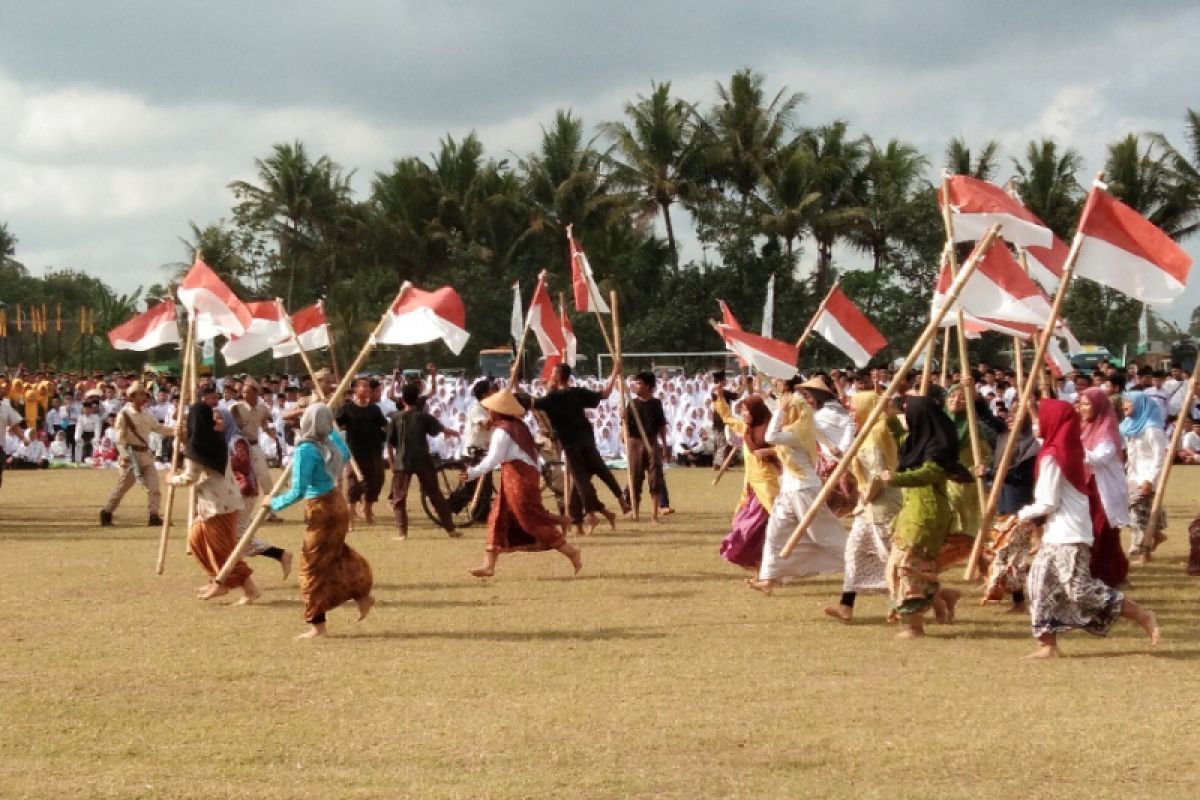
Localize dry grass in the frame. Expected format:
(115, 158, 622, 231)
(1, 464, 1199, 800)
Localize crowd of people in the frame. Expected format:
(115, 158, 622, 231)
(0, 354, 1195, 652)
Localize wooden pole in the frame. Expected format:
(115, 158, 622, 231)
(711, 442, 740, 487)
(214, 284, 411, 584)
(965, 178, 1103, 580)
(778, 224, 1003, 559)
(323, 303, 342, 382)
(795, 280, 840, 350)
(939, 327, 951, 386)
(611, 289, 655, 520)
(1147, 369, 1199, 547)
(187, 331, 199, 535)
(156, 315, 195, 574)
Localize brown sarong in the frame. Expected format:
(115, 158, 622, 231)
(188, 510, 252, 589)
(300, 491, 373, 623)
(487, 460, 566, 553)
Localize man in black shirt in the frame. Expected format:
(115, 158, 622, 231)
(534, 362, 629, 533)
(336, 378, 389, 525)
(625, 371, 670, 523)
(386, 382, 460, 539)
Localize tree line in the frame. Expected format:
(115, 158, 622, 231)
(2, 70, 1198, 374)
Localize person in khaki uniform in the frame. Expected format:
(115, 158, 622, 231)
(100, 383, 176, 527)
(231, 378, 283, 522)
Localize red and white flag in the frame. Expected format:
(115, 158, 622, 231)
(940, 174, 1053, 249)
(525, 273, 566, 381)
(811, 286, 887, 368)
(941, 314, 1037, 340)
(220, 301, 288, 365)
(1045, 337, 1073, 377)
(1025, 233, 1069, 287)
(1073, 184, 1193, 304)
(567, 226, 609, 313)
(375, 285, 470, 354)
(107, 302, 181, 351)
(715, 325, 798, 380)
(272, 301, 330, 357)
(716, 299, 746, 367)
(176, 257, 253, 340)
(933, 239, 1052, 325)
(560, 303, 578, 368)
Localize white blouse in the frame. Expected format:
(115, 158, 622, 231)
(1125, 427, 1168, 489)
(1083, 439, 1130, 527)
(466, 426, 538, 480)
(1018, 457, 1093, 546)
(765, 404, 821, 493)
(814, 402, 855, 456)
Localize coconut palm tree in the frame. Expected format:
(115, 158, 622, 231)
(944, 137, 1001, 181)
(796, 121, 869, 293)
(1011, 139, 1084, 240)
(1150, 108, 1200, 242)
(756, 143, 820, 262)
(853, 138, 930, 271)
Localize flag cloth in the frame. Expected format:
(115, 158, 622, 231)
(568, 227, 610, 313)
(271, 301, 330, 357)
(1045, 337, 1072, 378)
(221, 301, 288, 365)
(715, 326, 798, 380)
(940, 313, 1037, 340)
(526, 274, 566, 377)
(510, 281, 523, 346)
(561, 308, 578, 368)
(1074, 185, 1193, 304)
(107, 302, 181, 351)
(1059, 321, 1084, 356)
(176, 257, 253, 340)
(812, 286, 887, 368)
(940, 174, 1053, 249)
(716, 299, 746, 367)
(932, 239, 1052, 325)
(762, 273, 775, 338)
(1025, 234, 1069, 287)
(375, 285, 470, 355)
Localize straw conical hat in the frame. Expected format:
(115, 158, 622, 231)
(481, 388, 525, 417)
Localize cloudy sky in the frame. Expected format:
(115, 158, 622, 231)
(2, 1, 1198, 322)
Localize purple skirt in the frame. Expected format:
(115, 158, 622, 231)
(721, 492, 769, 570)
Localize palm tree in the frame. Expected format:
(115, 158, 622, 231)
(709, 68, 806, 212)
(796, 121, 869, 292)
(1150, 108, 1200, 242)
(0, 222, 16, 263)
(756, 143, 819, 262)
(1011, 139, 1084, 239)
(602, 82, 708, 270)
(1104, 133, 1194, 237)
(853, 138, 930, 271)
(944, 137, 1001, 181)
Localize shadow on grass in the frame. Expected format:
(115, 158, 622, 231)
(344, 625, 668, 642)
(1058, 647, 1200, 661)
(535, 570, 737, 584)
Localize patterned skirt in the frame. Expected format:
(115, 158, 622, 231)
(720, 492, 769, 570)
(188, 510, 251, 589)
(981, 516, 1038, 601)
(300, 491, 373, 623)
(886, 544, 939, 616)
(487, 460, 566, 553)
(1027, 543, 1124, 639)
(1128, 494, 1166, 556)
(843, 516, 891, 593)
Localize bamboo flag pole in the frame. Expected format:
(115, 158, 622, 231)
(323, 303, 342, 382)
(611, 289, 654, 520)
(1147, 369, 1199, 548)
(941, 174, 988, 512)
(186, 328, 200, 535)
(557, 292, 574, 511)
(795, 280, 840, 350)
(156, 314, 196, 574)
(965, 175, 1105, 580)
(920, 247, 951, 394)
(711, 441, 740, 487)
(778, 224, 1003, 559)
(214, 283, 412, 585)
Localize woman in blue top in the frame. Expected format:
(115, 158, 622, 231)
(268, 403, 374, 639)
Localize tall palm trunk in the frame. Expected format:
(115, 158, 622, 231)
(660, 200, 679, 271)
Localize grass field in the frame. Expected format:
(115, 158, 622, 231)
(1, 463, 1198, 800)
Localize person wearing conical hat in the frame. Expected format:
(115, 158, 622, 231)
(462, 388, 581, 578)
(99, 382, 177, 527)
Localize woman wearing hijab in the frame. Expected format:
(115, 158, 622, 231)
(877, 396, 968, 638)
(1018, 399, 1159, 658)
(268, 403, 374, 639)
(1121, 391, 1169, 563)
(1078, 388, 1130, 587)
(713, 393, 780, 572)
(230, 436, 293, 580)
(824, 390, 901, 623)
(939, 384, 992, 570)
(463, 389, 582, 578)
(172, 388, 260, 604)
(748, 391, 846, 595)
(978, 414, 1039, 611)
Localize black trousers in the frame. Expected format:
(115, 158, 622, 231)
(563, 441, 623, 522)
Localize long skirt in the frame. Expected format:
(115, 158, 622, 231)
(843, 516, 891, 592)
(188, 510, 251, 589)
(487, 460, 566, 553)
(935, 533, 976, 572)
(1027, 543, 1124, 639)
(982, 516, 1038, 601)
(721, 492, 769, 570)
(886, 544, 939, 616)
(759, 487, 846, 582)
(1128, 494, 1166, 556)
(300, 491, 373, 624)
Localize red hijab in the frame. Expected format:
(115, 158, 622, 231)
(1036, 399, 1088, 494)
(1078, 387, 1123, 466)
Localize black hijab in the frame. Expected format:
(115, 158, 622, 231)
(899, 396, 968, 478)
(186, 400, 227, 474)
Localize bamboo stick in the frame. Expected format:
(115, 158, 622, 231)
(612, 289, 655, 520)
(778, 224, 1003, 559)
(711, 441, 740, 487)
(1146, 369, 1198, 549)
(186, 331, 200, 535)
(214, 283, 411, 585)
(156, 315, 195, 573)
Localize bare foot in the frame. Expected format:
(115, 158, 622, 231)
(823, 604, 853, 624)
(895, 627, 925, 639)
(356, 595, 376, 621)
(932, 597, 948, 624)
(447, 528, 463, 538)
(280, 550, 294, 581)
(939, 588, 962, 624)
(1140, 610, 1161, 646)
(566, 549, 583, 575)
(468, 566, 495, 578)
(197, 581, 229, 601)
(1022, 644, 1062, 659)
(601, 509, 617, 531)
(619, 498, 632, 515)
(296, 625, 327, 640)
(746, 578, 775, 596)
(574, 521, 587, 537)
(394, 533, 408, 541)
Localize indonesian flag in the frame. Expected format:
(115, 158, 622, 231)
(716, 299, 746, 367)
(1025, 234, 1069, 287)
(941, 313, 1037, 340)
(933, 240, 1052, 325)
(812, 286, 887, 368)
(526, 274, 566, 380)
(510, 281, 523, 346)
(1073, 184, 1193, 304)
(272, 301, 330, 357)
(940, 174, 1053, 249)
(176, 257, 253, 340)
(107, 302, 181, 351)
(1045, 337, 1073, 378)
(715, 325, 798, 380)
(568, 226, 609, 313)
(560, 305, 578, 368)
(375, 285, 470, 354)
(221, 301, 288, 365)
